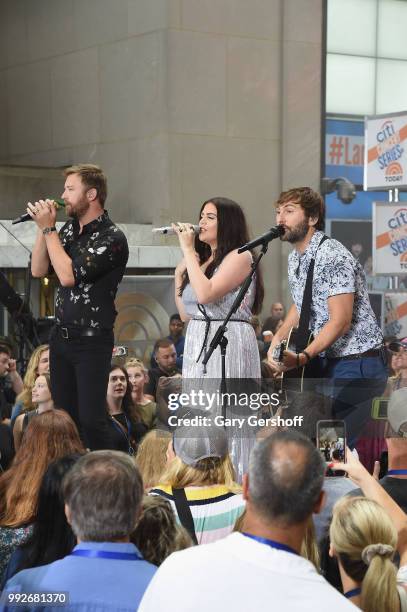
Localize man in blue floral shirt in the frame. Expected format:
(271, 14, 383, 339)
(28, 165, 128, 450)
(268, 187, 387, 444)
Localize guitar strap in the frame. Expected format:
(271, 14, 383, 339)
(296, 235, 329, 353)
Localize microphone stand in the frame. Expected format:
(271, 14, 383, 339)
(10, 257, 38, 376)
(202, 242, 269, 422)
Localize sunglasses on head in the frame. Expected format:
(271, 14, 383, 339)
(388, 342, 407, 353)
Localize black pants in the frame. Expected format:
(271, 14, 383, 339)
(49, 327, 115, 450)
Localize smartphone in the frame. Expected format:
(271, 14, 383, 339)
(112, 345, 128, 357)
(371, 397, 388, 420)
(317, 420, 346, 475)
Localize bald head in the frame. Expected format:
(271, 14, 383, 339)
(248, 431, 325, 526)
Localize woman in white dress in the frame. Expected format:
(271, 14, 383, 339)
(173, 197, 264, 480)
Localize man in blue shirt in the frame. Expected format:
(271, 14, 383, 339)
(168, 313, 185, 370)
(1, 451, 156, 612)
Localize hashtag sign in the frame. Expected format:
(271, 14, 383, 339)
(329, 136, 344, 164)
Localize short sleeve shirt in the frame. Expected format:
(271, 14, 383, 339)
(55, 210, 128, 329)
(287, 231, 383, 357)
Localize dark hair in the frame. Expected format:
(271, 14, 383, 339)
(64, 164, 107, 207)
(14, 454, 82, 574)
(63, 450, 144, 541)
(153, 338, 176, 354)
(0, 344, 11, 356)
(107, 364, 138, 422)
(179, 197, 264, 314)
(169, 314, 182, 323)
(275, 187, 325, 231)
(249, 430, 325, 526)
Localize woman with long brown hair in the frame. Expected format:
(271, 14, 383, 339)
(13, 373, 54, 451)
(0, 410, 84, 580)
(173, 197, 264, 480)
(106, 364, 147, 454)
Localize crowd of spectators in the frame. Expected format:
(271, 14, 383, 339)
(0, 311, 406, 611)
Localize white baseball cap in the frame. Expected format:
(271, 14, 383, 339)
(388, 388, 407, 437)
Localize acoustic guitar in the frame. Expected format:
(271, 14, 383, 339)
(272, 327, 321, 393)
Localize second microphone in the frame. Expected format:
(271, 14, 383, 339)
(152, 224, 200, 235)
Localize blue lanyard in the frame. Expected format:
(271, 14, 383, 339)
(110, 413, 131, 437)
(388, 469, 407, 475)
(344, 587, 361, 599)
(70, 549, 142, 561)
(242, 533, 298, 556)
(110, 414, 134, 455)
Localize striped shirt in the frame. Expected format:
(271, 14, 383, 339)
(150, 484, 245, 544)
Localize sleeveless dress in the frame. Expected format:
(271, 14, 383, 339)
(181, 275, 261, 481)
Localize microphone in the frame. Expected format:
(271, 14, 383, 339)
(238, 225, 285, 253)
(12, 199, 65, 225)
(152, 225, 200, 235)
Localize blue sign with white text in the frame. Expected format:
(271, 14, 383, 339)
(325, 118, 407, 219)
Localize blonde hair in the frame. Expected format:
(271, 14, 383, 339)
(16, 345, 49, 412)
(131, 495, 193, 565)
(158, 454, 241, 492)
(330, 496, 398, 612)
(301, 517, 320, 572)
(233, 509, 246, 532)
(135, 430, 172, 490)
(125, 358, 147, 372)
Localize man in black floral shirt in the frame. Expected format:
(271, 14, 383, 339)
(267, 187, 387, 444)
(28, 164, 128, 449)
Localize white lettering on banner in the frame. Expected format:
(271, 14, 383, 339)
(364, 113, 407, 190)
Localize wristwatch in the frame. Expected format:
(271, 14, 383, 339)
(42, 226, 57, 235)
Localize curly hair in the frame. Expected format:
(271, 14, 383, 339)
(131, 495, 193, 565)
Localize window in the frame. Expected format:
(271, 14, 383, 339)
(326, 0, 407, 115)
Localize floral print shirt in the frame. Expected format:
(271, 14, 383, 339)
(288, 230, 383, 358)
(0, 524, 32, 584)
(55, 211, 128, 329)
